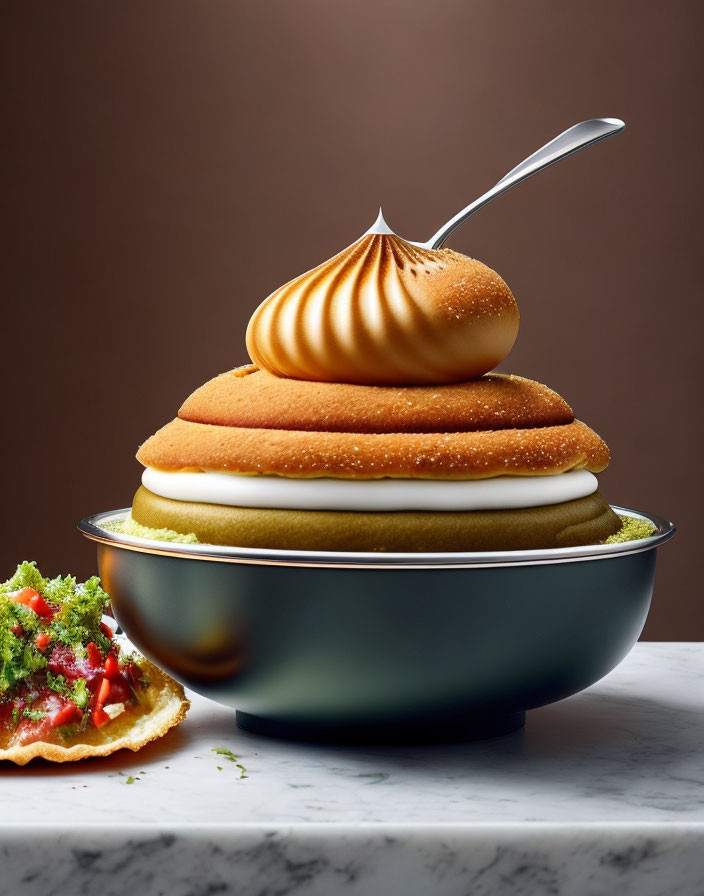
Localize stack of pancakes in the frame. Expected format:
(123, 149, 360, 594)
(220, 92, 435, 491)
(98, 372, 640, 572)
(134, 366, 620, 551)
(133, 222, 622, 552)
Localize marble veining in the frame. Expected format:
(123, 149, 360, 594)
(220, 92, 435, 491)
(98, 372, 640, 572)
(1, 643, 703, 895)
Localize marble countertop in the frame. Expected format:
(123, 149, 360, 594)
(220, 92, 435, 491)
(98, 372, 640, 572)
(2, 642, 703, 895)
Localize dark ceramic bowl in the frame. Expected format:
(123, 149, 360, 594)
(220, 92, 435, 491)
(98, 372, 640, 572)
(79, 506, 674, 743)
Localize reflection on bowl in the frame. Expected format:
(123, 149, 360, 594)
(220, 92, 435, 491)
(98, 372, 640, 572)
(79, 506, 674, 743)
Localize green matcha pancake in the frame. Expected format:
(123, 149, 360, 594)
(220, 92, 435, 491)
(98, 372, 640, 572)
(132, 486, 622, 552)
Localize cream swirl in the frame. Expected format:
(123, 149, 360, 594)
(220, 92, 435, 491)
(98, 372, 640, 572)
(245, 212, 519, 385)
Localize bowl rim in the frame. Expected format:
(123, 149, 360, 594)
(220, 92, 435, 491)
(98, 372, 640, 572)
(77, 506, 675, 570)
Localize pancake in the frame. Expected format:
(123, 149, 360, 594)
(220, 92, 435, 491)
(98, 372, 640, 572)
(179, 367, 574, 434)
(132, 486, 621, 552)
(137, 417, 609, 479)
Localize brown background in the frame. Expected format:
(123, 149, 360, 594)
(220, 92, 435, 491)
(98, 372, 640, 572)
(2, 1, 702, 638)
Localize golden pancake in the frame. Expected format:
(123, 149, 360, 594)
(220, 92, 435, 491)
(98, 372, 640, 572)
(133, 486, 621, 552)
(137, 418, 609, 479)
(179, 367, 574, 434)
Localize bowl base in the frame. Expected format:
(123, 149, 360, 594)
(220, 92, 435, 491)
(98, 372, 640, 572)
(235, 709, 526, 744)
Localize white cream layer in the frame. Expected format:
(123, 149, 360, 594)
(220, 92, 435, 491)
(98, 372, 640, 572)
(142, 468, 598, 512)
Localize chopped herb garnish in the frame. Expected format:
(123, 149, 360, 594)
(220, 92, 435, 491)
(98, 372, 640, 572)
(45, 671, 90, 708)
(212, 748, 247, 778)
(50, 576, 111, 654)
(0, 562, 110, 695)
(212, 747, 238, 760)
(125, 776, 135, 784)
(22, 709, 49, 721)
(2, 562, 48, 595)
(72, 678, 89, 709)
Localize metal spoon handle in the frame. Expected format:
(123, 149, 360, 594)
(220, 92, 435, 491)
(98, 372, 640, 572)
(424, 117, 625, 250)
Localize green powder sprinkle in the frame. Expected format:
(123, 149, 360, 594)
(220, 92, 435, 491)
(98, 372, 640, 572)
(605, 515, 657, 544)
(103, 516, 198, 544)
(102, 512, 655, 551)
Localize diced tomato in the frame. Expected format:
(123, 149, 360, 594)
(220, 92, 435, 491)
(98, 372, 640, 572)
(29, 594, 54, 619)
(106, 675, 132, 704)
(92, 706, 111, 728)
(35, 632, 51, 652)
(12, 587, 40, 606)
(11, 624, 23, 638)
(86, 641, 102, 668)
(104, 653, 120, 679)
(11, 588, 54, 620)
(52, 702, 82, 728)
(100, 622, 114, 639)
(126, 662, 142, 690)
(97, 677, 111, 706)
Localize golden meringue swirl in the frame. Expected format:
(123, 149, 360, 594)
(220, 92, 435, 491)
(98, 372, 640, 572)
(246, 222, 519, 385)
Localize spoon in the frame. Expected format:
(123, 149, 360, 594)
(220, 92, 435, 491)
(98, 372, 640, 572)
(421, 118, 625, 250)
